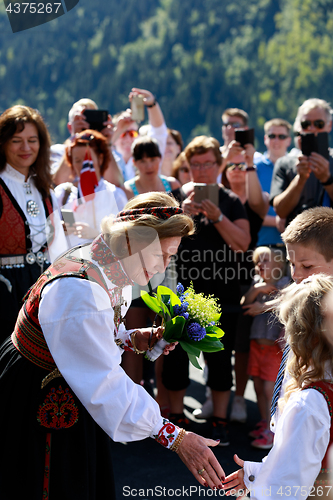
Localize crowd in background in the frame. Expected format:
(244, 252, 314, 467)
(1, 89, 333, 453)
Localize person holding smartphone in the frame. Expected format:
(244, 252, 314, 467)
(220, 141, 269, 427)
(270, 98, 333, 227)
(51, 98, 123, 188)
(161, 135, 252, 443)
(112, 87, 168, 182)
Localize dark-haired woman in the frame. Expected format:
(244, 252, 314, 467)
(55, 129, 127, 247)
(124, 136, 181, 199)
(0, 105, 65, 344)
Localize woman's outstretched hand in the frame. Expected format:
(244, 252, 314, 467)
(176, 431, 225, 490)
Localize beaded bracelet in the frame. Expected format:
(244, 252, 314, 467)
(130, 331, 146, 355)
(170, 428, 186, 452)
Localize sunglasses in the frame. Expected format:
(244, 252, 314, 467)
(120, 130, 139, 139)
(300, 119, 326, 130)
(267, 134, 289, 140)
(226, 162, 247, 171)
(222, 121, 242, 129)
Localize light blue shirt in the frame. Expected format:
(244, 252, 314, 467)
(255, 152, 283, 246)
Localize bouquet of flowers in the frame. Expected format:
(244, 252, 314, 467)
(141, 283, 224, 369)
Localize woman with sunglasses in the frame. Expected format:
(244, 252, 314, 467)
(0, 105, 66, 346)
(271, 98, 333, 227)
(55, 129, 127, 247)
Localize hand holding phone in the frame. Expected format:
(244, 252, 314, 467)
(301, 132, 329, 160)
(235, 128, 255, 148)
(83, 109, 109, 132)
(193, 183, 219, 206)
(131, 95, 145, 123)
(61, 209, 75, 227)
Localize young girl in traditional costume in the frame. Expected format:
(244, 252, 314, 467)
(223, 274, 333, 499)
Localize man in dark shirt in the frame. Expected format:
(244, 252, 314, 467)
(270, 98, 333, 226)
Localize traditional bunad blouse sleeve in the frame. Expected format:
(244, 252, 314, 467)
(38, 275, 178, 447)
(243, 389, 330, 500)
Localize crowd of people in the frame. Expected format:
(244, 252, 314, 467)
(1, 89, 333, 499)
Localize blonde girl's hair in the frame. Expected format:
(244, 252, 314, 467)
(277, 274, 333, 412)
(100, 191, 195, 259)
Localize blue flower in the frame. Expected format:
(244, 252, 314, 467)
(187, 322, 206, 341)
(182, 312, 189, 320)
(173, 304, 181, 315)
(176, 283, 184, 294)
(180, 300, 189, 311)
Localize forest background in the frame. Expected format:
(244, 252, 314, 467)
(0, 0, 332, 150)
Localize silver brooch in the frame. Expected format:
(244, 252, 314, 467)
(26, 200, 40, 217)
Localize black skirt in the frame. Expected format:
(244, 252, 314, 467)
(0, 262, 45, 345)
(0, 338, 116, 500)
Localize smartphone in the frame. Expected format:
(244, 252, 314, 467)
(61, 209, 76, 227)
(83, 109, 108, 132)
(301, 132, 330, 160)
(235, 128, 255, 147)
(193, 183, 219, 206)
(131, 95, 145, 123)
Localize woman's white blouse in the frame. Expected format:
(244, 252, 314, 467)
(244, 388, 331, 499)
(38, 245, 164, 443)
(0, 164, 66, 261)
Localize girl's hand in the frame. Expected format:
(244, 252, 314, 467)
(242, 301, 265, 316)
(253, 282, 278, 294)
(222, 454, 248, 497)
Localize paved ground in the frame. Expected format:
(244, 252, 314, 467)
(110, 357, 267, 499)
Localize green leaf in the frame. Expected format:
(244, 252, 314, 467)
(205, 326, 225, 338)
(163, 316, 186, 342)
(187, 352, 202, 370)
(179, 340, 201, 357)
(184, 336, 224, 353)
(157, 286, 181, 307)
(140, 291, 162, 315)
(156, 296, 171, 320)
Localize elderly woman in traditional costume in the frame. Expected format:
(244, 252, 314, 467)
(0, 191, 225, 499)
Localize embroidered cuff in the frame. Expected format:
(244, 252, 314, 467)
(152, 418, 179, 449)
(114, 328, 137, 352)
